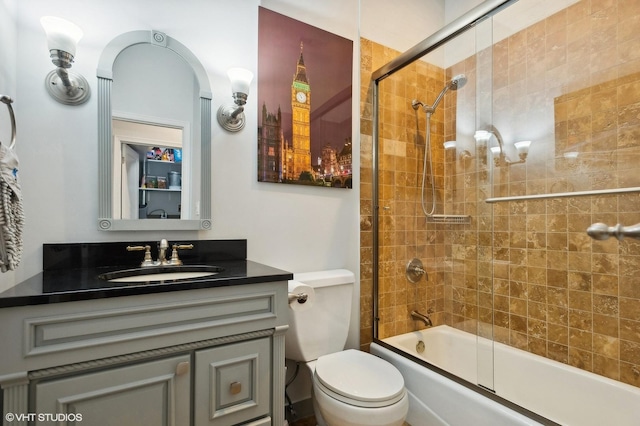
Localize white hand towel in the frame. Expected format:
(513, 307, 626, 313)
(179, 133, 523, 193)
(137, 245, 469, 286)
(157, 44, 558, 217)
(0, 143, 24, 272)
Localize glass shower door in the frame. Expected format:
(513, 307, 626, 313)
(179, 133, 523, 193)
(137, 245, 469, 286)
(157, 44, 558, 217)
(372, 11, 497, 390)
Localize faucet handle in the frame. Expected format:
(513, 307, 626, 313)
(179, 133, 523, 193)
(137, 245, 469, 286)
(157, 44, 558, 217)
(168, 244, 194, 266)
(126, 244, 155, 267)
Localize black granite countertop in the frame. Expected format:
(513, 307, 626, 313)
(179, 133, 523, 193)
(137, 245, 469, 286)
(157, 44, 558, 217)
(0, 240, 292, 308)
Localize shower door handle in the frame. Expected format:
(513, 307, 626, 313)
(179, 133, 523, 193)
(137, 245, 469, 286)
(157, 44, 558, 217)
(587, 222, 640, 241)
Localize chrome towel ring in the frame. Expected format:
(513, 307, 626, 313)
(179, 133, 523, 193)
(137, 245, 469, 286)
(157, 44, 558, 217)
(0, 95, 16, 150)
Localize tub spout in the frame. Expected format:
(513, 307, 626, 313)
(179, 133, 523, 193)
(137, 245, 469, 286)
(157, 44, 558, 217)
(411, 310, 433, 327)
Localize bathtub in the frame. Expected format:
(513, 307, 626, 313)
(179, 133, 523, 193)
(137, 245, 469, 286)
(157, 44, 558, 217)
(370, 325, 640, 426)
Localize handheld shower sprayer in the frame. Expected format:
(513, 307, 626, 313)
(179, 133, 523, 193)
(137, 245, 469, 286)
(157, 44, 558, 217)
(412, 74, 467, 218)
(412, 74, 467, 114)
(448, 74, 468, 90)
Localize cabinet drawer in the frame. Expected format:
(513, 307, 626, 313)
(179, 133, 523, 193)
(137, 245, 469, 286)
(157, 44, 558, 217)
(24, 292, 277, 358)
(34, 354, 190, 425)
(195, 338, 271, 426)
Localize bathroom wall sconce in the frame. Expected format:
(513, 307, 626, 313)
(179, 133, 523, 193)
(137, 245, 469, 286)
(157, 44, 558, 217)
(443, 140, 472, 163)
(459, 150, 472, 162)
(217, 67, 254, 132)
(490, 139, 531, 166)
(477, 127, 531, 167)
(41, 16, 90, 105)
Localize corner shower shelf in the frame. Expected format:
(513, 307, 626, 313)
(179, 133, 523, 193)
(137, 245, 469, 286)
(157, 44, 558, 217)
(427, 214, 471, 224)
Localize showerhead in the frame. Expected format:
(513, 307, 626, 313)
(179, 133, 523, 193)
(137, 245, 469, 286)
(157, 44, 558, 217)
(448, 74, 467, 90)
(432, 73, 467, 109)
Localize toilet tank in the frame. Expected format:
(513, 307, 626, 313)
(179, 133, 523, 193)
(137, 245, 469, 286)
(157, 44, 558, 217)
(285, 269, 355, 362)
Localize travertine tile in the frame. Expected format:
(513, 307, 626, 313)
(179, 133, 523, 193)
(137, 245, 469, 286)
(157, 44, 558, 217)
(360, 0, 640, 393)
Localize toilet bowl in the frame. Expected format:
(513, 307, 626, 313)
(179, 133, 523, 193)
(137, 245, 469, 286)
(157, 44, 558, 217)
(285, 270, 408, 426)
(309, 350, 408, 426)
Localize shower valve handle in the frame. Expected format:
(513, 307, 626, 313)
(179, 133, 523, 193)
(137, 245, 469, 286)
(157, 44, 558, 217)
(406, 258, 427, 283)
(587, 222, 640, 241)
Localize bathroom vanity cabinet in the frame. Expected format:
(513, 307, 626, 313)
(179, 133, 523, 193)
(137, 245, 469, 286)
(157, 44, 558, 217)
(0, 258, 290, 426)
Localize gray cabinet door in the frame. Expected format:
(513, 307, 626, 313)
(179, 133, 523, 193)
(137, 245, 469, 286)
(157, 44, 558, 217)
(34, 354, 191, 426)
(195, 338, 271, 426)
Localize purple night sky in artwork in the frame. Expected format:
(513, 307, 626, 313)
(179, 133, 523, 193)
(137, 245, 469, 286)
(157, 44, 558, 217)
(258, 7, 353, 163)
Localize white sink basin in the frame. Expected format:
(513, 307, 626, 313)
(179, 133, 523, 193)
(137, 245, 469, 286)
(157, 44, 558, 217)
(99, 265, 222, 284)
(107, 271, 218, 283)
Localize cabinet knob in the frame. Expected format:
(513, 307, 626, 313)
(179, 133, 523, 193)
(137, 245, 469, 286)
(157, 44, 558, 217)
(229, 381, 242, 395)
(175, 361, 190, 376)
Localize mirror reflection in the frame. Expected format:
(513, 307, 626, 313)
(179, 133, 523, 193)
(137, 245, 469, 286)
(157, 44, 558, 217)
(97, 30, 212, 231)
(112, 119, 185, 220)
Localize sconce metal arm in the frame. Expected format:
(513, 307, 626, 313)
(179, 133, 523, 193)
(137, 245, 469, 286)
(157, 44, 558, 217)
(45, 67, 91, 105)
(55, 67, 72, 87)
(483, 126, 528, 167)
(230, 105, 244, 119)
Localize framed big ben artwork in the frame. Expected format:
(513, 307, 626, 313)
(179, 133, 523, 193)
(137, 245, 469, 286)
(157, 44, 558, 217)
(257, 7, 353, 188)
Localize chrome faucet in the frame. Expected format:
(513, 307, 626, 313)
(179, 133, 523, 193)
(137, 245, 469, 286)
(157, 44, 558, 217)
(157, 239, 169, 264)
(411, 310, 433, 327)
(126, 239, 193, 267)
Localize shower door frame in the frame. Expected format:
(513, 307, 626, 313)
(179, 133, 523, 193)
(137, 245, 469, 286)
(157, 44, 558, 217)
(371, 0, 518, 339)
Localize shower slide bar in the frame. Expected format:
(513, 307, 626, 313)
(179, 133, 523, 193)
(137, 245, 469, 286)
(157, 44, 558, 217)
(484, 186, 640, 204)
(0, 95, 16, 150)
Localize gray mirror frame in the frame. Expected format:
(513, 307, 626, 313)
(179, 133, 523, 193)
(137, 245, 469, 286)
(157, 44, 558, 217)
(97, 30, 212, 231)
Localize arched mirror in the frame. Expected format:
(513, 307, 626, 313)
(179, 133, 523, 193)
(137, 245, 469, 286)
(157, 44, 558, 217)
(97, 30, 212, 231)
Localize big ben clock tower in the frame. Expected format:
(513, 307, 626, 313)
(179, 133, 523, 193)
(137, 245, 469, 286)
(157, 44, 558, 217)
(291, 42, 311, 179)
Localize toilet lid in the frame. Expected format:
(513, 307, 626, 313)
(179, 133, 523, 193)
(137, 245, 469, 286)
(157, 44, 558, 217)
(314, 350, 405, 407)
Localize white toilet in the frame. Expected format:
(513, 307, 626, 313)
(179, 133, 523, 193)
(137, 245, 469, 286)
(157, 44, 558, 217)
(286, 269, 408, 426)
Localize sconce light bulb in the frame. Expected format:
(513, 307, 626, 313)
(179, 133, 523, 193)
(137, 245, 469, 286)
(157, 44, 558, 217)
(490, 146, 502, 156)
(514, 140, 531, 154)
(227, 67, 254, 102)
(41, 16, 83, 59)
(564, 151, 579, 159)
(474, 130, 491, 144)
(443, 141, 457, 150)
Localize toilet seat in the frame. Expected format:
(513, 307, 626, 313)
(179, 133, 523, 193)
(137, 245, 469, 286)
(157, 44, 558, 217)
(314, 350, 406, 408)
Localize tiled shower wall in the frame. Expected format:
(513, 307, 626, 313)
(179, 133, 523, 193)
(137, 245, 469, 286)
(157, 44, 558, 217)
(360, 38, 449, 349)
(360, 0, 640, 387)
